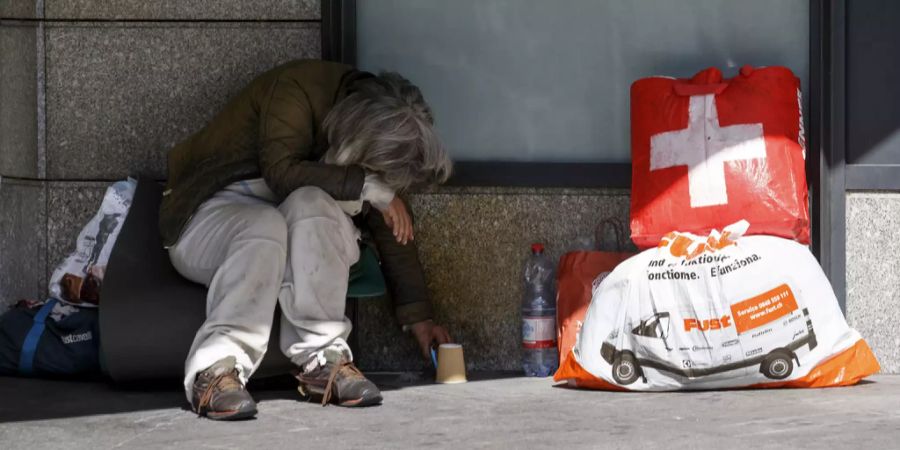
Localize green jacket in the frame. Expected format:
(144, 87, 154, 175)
(160, 59, 433, 325)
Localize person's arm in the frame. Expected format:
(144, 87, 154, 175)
(365, 202, 433, 324)
(258, 74, 365, 200)
(364, 200, 452, 358)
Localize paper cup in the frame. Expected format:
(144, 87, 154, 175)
(435, 343, 467, 384)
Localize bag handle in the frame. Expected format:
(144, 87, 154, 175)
(673, 66, 728, 96)
(595, 218, 627, 252)
(18, 298, 59, 376)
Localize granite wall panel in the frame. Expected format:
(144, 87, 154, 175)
(0, 178, 47, 307)
(45, 0, 319, 21)
(0, 21, 40, 178)
(356, 187, 632, 372)
(0, 0, 39, 19)
(44, 22, 320, 180)
(846, 192, 900, 374)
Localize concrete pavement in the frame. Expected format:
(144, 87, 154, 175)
(1, 373, 898, 449)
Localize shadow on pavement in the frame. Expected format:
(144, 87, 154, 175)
(0, 371, 525, 423)
(0, 376, 185, 424)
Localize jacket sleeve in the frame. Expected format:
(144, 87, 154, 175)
(364, 201, 434, 326)
(258, 74, 365, 200)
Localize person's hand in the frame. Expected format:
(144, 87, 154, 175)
(410, 320, 452, 360)
(382, 197, 414, 245)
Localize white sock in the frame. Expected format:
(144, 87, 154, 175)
(302, 341, 353, 373)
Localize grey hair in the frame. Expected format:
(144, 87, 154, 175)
(322, 72, 452, 191)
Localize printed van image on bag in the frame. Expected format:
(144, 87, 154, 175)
(600, 283, 816, 385)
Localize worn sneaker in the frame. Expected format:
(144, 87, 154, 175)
(295, 357, 383, 407)
(191, 356, 258, 420)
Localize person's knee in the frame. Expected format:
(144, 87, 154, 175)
(280, 186, 342, 222)
(239, 207, 289, 249)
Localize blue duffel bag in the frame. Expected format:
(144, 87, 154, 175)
(0, 299, 101, 378)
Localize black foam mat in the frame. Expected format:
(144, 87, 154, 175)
(100, 178, 293, 383)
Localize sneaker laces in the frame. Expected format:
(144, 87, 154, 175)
(197, 370, 242, 413)
(321, 358, 364, 407)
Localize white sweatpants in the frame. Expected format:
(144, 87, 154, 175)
(170, 182, 360, 400)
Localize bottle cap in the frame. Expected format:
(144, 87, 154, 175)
(531, 243, 545, 254)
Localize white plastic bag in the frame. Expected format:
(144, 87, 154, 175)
(49, 179, 136, 306)
(556, 221, 879, 390)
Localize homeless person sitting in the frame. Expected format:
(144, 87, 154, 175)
(158, 60, 454, 420)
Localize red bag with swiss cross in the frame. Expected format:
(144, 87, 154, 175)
(630, 65, 809, 249)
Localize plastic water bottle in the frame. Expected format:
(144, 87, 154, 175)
(522, 243, 559, 377)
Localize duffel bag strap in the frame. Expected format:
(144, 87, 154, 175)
(18, 299, 59, 376)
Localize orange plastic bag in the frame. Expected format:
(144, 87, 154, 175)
(556, 219, 635, 368)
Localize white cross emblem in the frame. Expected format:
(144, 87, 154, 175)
(650, 94, 767, 208)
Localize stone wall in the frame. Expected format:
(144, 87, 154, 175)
(0, 3, 322, 301)
(0, 1, 321, 308)
(357, 187, 631, 372)
(846, 192, 900, 374)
